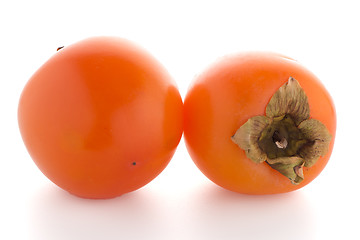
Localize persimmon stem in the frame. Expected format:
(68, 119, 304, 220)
(258, 115, 307, 160)
(273, 131, 288, 149)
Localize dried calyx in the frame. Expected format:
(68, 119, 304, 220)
(231, 77, 332, 184)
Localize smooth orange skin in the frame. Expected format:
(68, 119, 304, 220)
(18, 37, 183, 199)
(184, 52, 336, 194)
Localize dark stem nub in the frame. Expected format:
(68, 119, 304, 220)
(258, 115, 307, 159)
(272, 131, 288, 149)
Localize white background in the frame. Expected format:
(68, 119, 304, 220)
(0, 1, 358, 239)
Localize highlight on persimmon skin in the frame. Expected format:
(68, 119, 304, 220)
(18, 37, 183, 199)
(184, 52, 336, 195)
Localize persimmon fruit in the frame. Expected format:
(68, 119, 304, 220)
(184, 52, 336, 194)
(18, 37, 183, 199)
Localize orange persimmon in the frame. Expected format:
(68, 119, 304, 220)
(184, 52, 336, 194)
(18, 37, 183, 199)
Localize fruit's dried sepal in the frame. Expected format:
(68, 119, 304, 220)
(232, 77, 332, 184)
(294, 162, 305, 180)
(298, 119, 332, 167)
(231, 116, 270, 163)
(266, 77, 310, 126)
(267, 157, 305, 184)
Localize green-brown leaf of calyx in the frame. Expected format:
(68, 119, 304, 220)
(231, 116, 270, 163)
(231, 77, 332, 185)
(266, 77, 310, 125)
(298, 119, 332, 167)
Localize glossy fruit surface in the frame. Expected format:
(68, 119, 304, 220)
(184, 52, 336, 194)
(18, 37, 183, 199)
